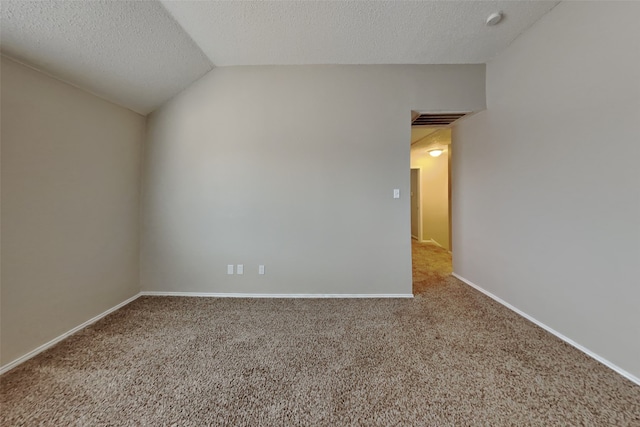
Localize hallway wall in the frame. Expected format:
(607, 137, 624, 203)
(453, 1, 640, 379)
(410, 129, 451, 250)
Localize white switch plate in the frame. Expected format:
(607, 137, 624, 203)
(393, 189, 400, 199)
(227, 265, 234, 275)
(236, 264, 244, 275)
(258, 265, 265, 275)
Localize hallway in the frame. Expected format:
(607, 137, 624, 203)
(412, 239, 452, 294)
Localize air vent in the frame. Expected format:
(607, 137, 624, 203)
(412, 112, 467, 126)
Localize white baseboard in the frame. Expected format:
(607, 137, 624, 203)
(140, 291, 413, 299)
(428, 238, 443, 247)
(0, 293, 141, 375)
(422, 238, 445, 248)
(419, 238, 452, 253)
(452, 273, 640, 386)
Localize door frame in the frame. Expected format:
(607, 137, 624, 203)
(410, 167, 422, 241)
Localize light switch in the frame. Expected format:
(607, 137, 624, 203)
(258, 265, 265, 275)
(227, 265, 234, 275)
(237, 264, 244, 275)
(393, 189, 400, 199)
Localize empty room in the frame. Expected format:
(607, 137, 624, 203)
(1, 1, 639, 425)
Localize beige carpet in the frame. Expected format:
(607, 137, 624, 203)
(412, 239, 452, 294)
(2, 286, 640, 425)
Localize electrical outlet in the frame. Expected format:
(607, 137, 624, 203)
(237, 264, 244, 275)
(227, 265, 234, 275)
(258, 265, 265, 275)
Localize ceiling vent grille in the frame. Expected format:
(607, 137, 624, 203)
(412, 112, 467, 126)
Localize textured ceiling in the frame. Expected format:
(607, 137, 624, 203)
(411, 128, 441, 145)
(161, 0, 559, 66)
(0, 1, 559, 114)
(0, 1, 213, 114)
(411, 128, 451, 151)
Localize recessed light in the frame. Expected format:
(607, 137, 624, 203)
(486, 12, 503, 26)
(428, 149, 444, 157)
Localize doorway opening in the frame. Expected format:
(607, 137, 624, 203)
(410, 111, 458, 294)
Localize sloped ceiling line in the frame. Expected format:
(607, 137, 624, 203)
(160, 0, 559, 66)
(0, 0, 213, 114)
(1, 0, 559, 114)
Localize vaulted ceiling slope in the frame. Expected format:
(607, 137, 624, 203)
(161, 0, 559, 66)
(1, 1, 559, 115)
(0, 1, 213, 115)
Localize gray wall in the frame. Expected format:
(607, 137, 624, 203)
(0, 57, 145, 365)
(453, 2, 640, 378)
(142, 65, 485, 294)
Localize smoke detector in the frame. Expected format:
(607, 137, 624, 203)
(486, 12, 503, 26)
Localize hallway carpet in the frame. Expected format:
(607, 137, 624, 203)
(2, 291, 639, 425)
(412, 239, 452, 294)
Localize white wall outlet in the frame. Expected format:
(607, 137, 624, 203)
(258, 265, 265, 275)
(227, 264, 234, 275)
(236, 264, 244, 275)
(393, 189, 400, 199)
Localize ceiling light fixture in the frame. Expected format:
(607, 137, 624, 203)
(486, 11, 503, 26)
(428, 149, 444, 157)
